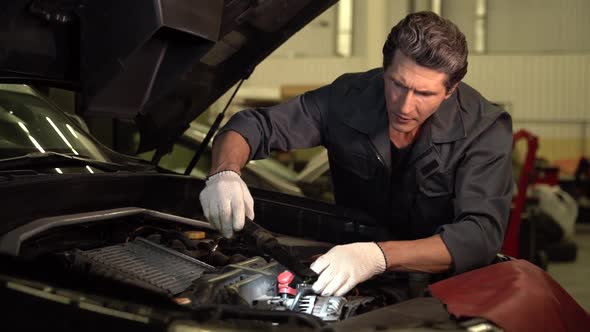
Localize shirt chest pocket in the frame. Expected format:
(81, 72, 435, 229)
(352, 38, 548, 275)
(413, 150, 455, 197)
(418, 170, 455, 197)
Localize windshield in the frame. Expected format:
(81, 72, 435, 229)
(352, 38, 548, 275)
(0, 84, 109, 162)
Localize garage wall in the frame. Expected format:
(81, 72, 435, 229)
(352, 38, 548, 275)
(443, 0, 590, 53)
(465, 55, 590, 121)
(468, 55, 590, 162)
(485, 0, 590, 53)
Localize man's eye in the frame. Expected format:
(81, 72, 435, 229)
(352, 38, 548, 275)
(417, 91, 434, 97)
(392, 80, 405, 89)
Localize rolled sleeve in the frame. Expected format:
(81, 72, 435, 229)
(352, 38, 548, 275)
(217, 85, 330, 161)
(439, 113, 513, 274)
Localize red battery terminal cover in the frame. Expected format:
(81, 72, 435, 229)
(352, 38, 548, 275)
(277, 270, 297, 296)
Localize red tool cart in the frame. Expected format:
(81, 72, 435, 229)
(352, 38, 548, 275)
(502, 129, 539, 259)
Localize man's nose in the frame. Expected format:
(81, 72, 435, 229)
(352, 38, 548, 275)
(399, 90, 415, 115)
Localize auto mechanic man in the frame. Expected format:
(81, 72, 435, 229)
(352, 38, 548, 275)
(199, 12, 513, 297)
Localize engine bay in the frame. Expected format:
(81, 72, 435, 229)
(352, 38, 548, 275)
(2, 208, 411, 325)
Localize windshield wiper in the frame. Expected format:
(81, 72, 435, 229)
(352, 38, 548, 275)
(0, 152, 134, 173)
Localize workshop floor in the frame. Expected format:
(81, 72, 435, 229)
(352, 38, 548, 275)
(547, 223, 590, 312)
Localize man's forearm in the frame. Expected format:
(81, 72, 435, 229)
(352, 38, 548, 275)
(209, 131, 251, 176)
(377, 235, 452, 273)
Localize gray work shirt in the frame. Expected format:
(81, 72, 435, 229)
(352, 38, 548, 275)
(218, 68, 513, 275)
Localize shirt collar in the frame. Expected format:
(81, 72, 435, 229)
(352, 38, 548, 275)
(429, 85, 467, 144)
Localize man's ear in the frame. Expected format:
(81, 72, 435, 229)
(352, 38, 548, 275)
(445, 83, 459, 99)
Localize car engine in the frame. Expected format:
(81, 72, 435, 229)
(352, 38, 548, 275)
(68, 233, 377, 322)
(5, 209, 401, 324)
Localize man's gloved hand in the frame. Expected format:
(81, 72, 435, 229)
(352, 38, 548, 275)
(199, 170, 254, 238)
(310, 242, 387, 296)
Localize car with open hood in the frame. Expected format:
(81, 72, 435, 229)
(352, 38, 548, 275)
(0, 1, 588, 331)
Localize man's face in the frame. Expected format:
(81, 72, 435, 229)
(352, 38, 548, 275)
(383, 50, 455, 135)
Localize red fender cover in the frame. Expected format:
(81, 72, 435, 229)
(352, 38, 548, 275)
(429, 260, 590, 332)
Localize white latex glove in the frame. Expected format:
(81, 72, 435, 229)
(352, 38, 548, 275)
(310, 242, 386, 296)
(199, 170, 254, 238)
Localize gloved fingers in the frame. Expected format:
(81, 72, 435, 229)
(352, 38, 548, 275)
(241, 181, 255, 221)
(207, 196, 222, 232)
(321, 273, 350, 297)
(334, 278, 357, 297)
(310, 254, 330, 275)
(312, 265, 336, 295)
(199, 191, 210, 223)
(218, 199, 233, 238)
(231, 197, 245, 233)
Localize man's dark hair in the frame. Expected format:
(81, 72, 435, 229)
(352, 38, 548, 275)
(382, 11, 468, 92)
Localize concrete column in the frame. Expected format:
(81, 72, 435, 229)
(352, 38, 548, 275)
(365, 0, 410, 69)
(365, 0, 388, 68)
(387, 0, 411, 27)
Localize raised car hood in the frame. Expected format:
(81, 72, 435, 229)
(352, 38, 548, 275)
(0, 0, 336, 152)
